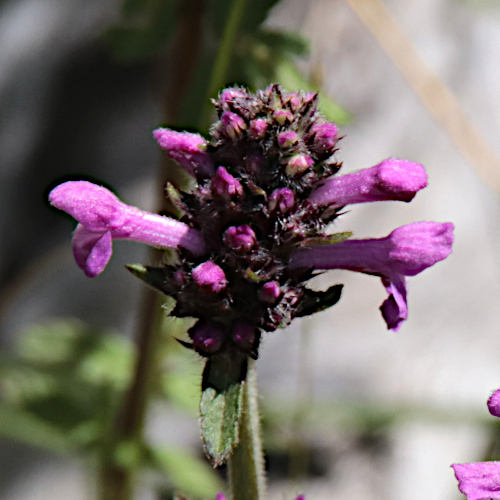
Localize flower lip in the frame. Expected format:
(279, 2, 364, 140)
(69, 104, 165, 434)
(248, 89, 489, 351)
(452, 462, 500, 500)
(50, 181, 207, 277)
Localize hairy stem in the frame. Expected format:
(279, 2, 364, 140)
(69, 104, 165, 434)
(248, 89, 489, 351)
(228, 359, 266, 500)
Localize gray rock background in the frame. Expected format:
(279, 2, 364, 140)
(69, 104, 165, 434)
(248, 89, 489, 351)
(1, 0, 500, 498)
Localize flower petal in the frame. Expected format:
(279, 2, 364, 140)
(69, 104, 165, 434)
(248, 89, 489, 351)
(49, 181, 126, 232)
(488, 389, 500, 418)
(380, 274, 408, 331)
(153, 128, 215, 177)
(72, 224, 112, 278)
(452, 462, 500, 500)
(308, 158, 427, 208)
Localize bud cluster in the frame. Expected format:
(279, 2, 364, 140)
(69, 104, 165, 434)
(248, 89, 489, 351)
(153, 86, 341, 356)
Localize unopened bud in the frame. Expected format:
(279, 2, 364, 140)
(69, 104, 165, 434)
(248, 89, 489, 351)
(286, 154, 314, 177)
(212, 166, 243, 200)
(221, 111, 247, 139)
(273, 109, 293, 126)
(232, 321, 256, 350)
(278, 131, 299, 148)
(190, 322, 225, 353)
(192, 261, 228, 293)
(249, 119, 268, 139)
(259, 281, 282, 303)
(219, 88, 247, 107)
(269, 188, 294, 213)
(223, 225, 257, 252)
(312, 122, 338, 154)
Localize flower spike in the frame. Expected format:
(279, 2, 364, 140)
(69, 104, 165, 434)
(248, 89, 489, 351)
(308, 158, 427, 208)
(49, 181, 206, 277)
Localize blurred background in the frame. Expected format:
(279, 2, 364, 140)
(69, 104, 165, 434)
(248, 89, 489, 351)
(1, 0, 500, 498)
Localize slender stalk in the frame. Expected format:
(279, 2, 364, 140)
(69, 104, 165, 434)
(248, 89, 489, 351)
(228, 359, 266, 500)
(98, 287, 164, 500)
(200, 0, 248, 129)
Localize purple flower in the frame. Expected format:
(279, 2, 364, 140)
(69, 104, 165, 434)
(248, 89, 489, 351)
(153, 128, 214, 178)
(452, 388, 500, 500)
(50, 85, 454, 355)
(308, 158, 428, 208)
(49, 181, 206, 277)
(289, 221, 454, 330)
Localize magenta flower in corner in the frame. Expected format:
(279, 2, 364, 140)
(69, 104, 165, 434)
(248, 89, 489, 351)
(49, 85, 454, 357)
(452, 389, 500, 500)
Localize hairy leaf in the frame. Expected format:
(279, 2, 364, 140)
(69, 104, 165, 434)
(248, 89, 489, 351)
(200, 351, 247, 466)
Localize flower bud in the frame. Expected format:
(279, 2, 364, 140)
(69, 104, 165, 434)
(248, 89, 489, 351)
(223, 225, 257, 252)
(192, 261, 228, 292)
(232, 321, 256, 350)
(311, 122, 338, 154)
(212, 166, 243, 200)
(219, 88, 247, 107)
(190, 321, 225, 353)
(259, 281, 281, 303)
(269, 188, 294, 213)
(286, 154, 314, 177)
(287, 92, 302, 112)
(273, 109, 293, 125)
(278, 131, 299, 149)
(221, 111, 247, 139)
(249, 119, 268, 139)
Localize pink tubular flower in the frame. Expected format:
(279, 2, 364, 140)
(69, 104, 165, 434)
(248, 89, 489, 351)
(152, 128, 215, 177)
(49, 181, 206, 278)
(452, 388, 500, 500)
(289, 221, 454, 330)
(308, 158, 428, 208)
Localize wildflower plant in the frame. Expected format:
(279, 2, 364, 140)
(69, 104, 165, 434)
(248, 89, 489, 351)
(49, 85, 454, 498)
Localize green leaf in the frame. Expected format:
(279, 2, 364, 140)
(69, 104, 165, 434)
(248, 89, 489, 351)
(148, 446, 224, 498)
(126, 264, 167, 292)
(200, 351, 248, 466)
(296, 284, 343, 318)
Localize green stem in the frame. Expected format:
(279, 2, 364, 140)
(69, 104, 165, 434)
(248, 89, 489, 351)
(228, 359, 266, 500)
(98, 288, 165, 500)
(200, 0, 247, 129)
